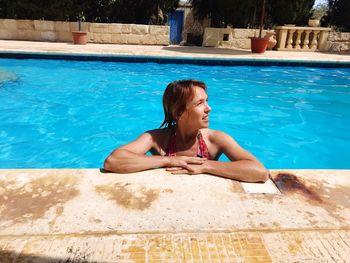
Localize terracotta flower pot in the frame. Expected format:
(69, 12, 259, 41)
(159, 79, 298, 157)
(250, 37, 269, 53)
(72, 31, 87, 45)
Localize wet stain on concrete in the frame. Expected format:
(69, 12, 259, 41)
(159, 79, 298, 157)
(95, 182, 159, 210)
(273, 173, 322, 203)
(317, 184, 350, 222)
(65, 246, 92, 262)
(273, 173, 350, 223)
(88, 217, 102, 224)
(272, 222, 281, 227)
(0, 251, 17, 263)
(0, 175, 79, 224)
(230, 181, 244, 193)
(49, 205, 65, 229)
(288, 236, 304, 254)
(318, 184, 350, 209)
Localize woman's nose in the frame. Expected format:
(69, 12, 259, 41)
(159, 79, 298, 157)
(205, 102, 211, 112)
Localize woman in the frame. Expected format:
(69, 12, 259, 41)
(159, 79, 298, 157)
(104, 80, 268, 182)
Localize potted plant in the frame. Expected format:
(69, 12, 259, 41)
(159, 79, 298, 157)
(250, 0, 269, 53)
(72, 12, 88, 45)
(308, 11, 321, 27)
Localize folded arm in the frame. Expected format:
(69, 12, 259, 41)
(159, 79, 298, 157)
(104, 131, 205, 173)
(104, 132, 164, 173)
(168, 131, 269, 182)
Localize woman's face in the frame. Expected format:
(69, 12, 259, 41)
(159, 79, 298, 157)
(179, 86, 211, 129)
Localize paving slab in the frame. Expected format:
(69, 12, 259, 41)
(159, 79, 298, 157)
(0, 169, 349, 262)
(0, 40, 350, 63)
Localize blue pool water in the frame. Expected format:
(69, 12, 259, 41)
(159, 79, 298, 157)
(0, 58, 349, 169)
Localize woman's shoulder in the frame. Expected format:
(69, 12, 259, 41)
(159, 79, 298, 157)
(202, 129, 234, 143)
(146, 128, 172, 142)
(201, 128, 227, 137)
(146, 128, 172, 155)
(147, 128, 171, 136)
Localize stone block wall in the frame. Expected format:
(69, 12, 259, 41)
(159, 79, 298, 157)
(0, 19, 170, 45)
(182, 8, 210, 45)
(327, 32, 350, 52)
(202, 28, 268, 49)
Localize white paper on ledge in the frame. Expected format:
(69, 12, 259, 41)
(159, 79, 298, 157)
(241, 179, 281, 194)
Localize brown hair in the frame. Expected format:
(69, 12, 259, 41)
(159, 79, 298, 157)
(160, 80, 207, 129)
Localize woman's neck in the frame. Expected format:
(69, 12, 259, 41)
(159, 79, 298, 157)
(175, 126, 198, 145)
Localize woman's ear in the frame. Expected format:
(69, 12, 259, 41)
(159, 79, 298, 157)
(176, 113, 183, 121)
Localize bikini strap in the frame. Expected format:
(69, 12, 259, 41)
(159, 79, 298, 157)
(197, 131, 210, 159)
(166, 130, 210, 159)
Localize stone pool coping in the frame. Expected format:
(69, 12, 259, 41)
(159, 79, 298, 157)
(0, 40, 350, 66)
(1, 168, 349, 262)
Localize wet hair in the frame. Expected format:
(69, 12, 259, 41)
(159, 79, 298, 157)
(160, 79, 207, 129)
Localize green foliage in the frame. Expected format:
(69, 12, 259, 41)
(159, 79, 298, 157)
(323, 0, 350, 31)
(311, 3, 328, 19)
(190, 0, 257, 28)
(0, 0, 88, 21)
(107, 0, 178, 24)
(190, 0, 316, 28)
(0, 0, 178, 25)
(268, 0, 315, 25)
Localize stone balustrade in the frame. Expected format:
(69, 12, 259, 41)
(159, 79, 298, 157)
(0, 19, 169, 45)
(275, 26, 331, 51)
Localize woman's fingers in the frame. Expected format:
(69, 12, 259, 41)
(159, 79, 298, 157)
(170, 169, 189, 174)
(166, 167, 182, 171)
(183, 157, 206, 164)
(169, 157, 205, 167)
(166, 164, 196, 174)
(169, 156, 205, 167)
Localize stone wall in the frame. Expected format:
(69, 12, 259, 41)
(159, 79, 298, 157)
(0, 19, 169, 45)
(202, 28, 269, 49)
(327, 32, 350, 52)
(182, 9, 210, 45)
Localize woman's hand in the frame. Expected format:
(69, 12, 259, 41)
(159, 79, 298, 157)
(166, 156, 207, 174)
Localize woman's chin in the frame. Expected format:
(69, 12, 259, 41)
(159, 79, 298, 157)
(201, 122, 209, 128)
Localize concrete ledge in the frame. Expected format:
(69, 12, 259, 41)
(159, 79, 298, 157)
(0, 169, 349, 261)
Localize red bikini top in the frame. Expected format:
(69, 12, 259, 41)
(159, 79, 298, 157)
(165, 130, 210, 159)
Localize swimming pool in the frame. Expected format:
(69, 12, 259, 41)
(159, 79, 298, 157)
(0, 58, 349, 169)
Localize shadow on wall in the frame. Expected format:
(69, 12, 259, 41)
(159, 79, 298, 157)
(161, 46, 252, 55)
(0, 250, 93, 262)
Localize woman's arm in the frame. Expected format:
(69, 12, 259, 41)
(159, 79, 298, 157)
(168, 130, 269, 182)
(104, 132, 167, 173)
(104, 131, 205, 173)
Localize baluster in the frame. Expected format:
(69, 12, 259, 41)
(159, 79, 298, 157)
(294, 30, 303, 49)
(276, 29, 288, 50)
(302, 30, 311, 49)
(318, 30, 330, 50)
(286, 29, 296, 49)
(310, 30, 320, 50)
